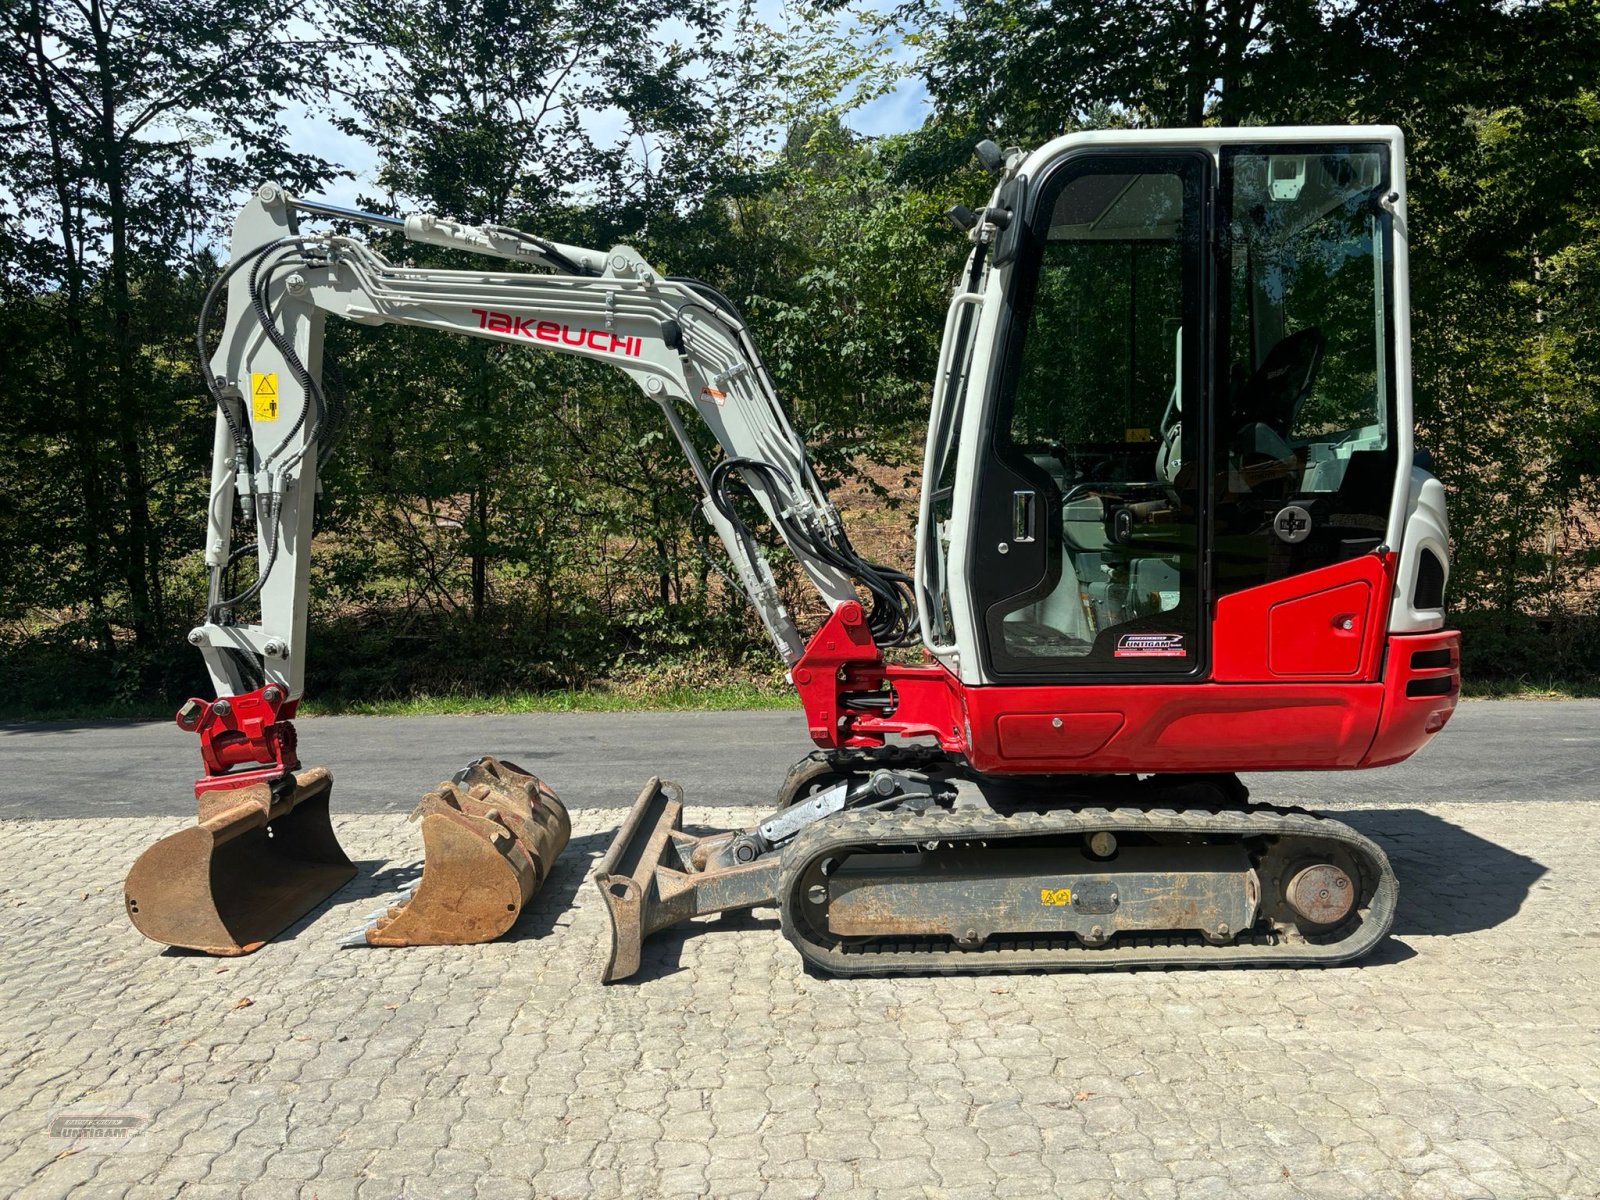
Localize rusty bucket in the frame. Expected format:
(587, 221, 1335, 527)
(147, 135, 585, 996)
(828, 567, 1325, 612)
(346, 756, 570, 947)
(125, 767, 356, 955)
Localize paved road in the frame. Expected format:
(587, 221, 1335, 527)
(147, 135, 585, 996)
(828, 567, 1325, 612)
(1, 799, 1595, 1199)
(2, 699, 1596, 820)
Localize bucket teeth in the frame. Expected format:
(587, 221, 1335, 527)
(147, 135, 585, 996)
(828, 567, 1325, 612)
(345, 756, 570, 948)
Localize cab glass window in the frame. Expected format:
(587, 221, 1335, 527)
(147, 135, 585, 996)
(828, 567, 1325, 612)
(1215, 147, 1398, 595)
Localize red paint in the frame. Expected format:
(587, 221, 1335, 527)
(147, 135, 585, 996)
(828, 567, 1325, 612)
(469, 308, 640, 356)
(1213, 553, 1393, 682)
(793, 562, 1458, 779)
(1268, 581, 1370, 675)
(178, 686, 300, 798)
(960, 681, 1386, 773)
(1361, 628, 1460, 767)
(995, 712, 1124, 760)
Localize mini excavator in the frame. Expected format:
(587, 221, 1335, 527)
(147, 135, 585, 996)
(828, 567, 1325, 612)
(125, 126, 1459, 979)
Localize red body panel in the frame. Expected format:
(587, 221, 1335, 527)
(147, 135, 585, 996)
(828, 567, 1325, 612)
(794, 557, 1459, 778)
(960, 680, 1388, 773)
(1361, 628, 1460, 767)
(1212, 554, 1393, 682)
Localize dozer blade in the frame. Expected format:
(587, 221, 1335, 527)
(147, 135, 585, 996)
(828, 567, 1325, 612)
(344, 756, 570, 947)
(125, 767, 355, 956)
(594, 778, 778, 983)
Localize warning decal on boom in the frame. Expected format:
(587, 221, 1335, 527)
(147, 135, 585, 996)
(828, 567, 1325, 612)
(251, 372, 279, 421)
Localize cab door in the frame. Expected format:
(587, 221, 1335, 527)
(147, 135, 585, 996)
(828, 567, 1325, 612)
(1208, 142, 1403, 681)
(971, 152, 1210, 681)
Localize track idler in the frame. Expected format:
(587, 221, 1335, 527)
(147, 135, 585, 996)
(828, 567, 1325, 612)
(125, 767, 356, 955)
(342, 756, 570, 947)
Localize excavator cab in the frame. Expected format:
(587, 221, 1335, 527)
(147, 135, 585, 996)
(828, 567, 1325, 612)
(925, 133, 1444, 711)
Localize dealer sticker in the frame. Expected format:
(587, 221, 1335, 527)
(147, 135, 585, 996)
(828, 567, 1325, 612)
(1115, 633, 1187, 658)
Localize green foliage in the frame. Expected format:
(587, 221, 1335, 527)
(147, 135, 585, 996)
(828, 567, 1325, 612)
(0, 0, 338, 666)
(2, 0, 1597, 719)
(747, 119, 971, 439)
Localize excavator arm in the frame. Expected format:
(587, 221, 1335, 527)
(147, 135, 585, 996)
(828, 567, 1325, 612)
(192, 182, 912, 719)
(126, 182, 929, 959)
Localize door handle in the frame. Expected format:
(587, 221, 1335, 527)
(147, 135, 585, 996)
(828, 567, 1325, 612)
(1012, 490, 1036, 543)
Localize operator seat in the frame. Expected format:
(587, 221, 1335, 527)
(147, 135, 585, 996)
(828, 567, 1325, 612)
(1230, 327, 1324, 485)
(1234, 326, 1325, 441)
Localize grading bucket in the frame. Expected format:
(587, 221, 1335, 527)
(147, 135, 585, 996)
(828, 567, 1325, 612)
(594, 778, 779, 982)
(125, 767, 355, 955)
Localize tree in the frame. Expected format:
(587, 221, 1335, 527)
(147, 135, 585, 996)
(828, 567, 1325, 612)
(326, 0, 746, 622)
(903, 0, 1298, 140)
(0, 0, 336, 657)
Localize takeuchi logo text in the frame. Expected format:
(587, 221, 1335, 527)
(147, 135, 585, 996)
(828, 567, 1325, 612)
(470, 309, 642, 357)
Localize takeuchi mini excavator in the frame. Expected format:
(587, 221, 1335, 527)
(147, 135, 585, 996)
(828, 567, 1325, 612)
(125, 125, 1459, 979)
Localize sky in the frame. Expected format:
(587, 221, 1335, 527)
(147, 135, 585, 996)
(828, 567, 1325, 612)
(289, 1, 933, 213)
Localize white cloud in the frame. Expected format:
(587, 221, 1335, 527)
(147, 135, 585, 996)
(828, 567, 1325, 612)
(854, 77, 932, 137)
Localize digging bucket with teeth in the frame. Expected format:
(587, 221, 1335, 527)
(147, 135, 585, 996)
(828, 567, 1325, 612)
(124, 767, 356, 956)
(343, 756, 570, 947)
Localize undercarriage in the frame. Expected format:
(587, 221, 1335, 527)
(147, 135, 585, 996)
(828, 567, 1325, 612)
(595, 752, 1395, 982)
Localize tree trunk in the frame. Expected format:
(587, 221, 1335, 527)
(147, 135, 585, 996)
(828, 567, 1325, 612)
(1216, 0, 1254, 127)
(27, 0, 115, 654)
(1186, 0, 1210, 126)
(471, 485, 488, 620)
(91, 0, 156, 650)
(648, 491, 670, 608)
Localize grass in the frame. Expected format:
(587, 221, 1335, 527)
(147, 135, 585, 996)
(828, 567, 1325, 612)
(299, 681, 800, 716)
(0, 698, 179, 722)
(5, 676, 1595, 722)
(0, 682, 799, 722)
(1459, 676, 1600, 700)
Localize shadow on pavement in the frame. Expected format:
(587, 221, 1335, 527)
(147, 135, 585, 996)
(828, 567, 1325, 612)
(506, 830, 614, 943)
(628, 909, 782, 985)
(1338, 808, 1547, 937)
(155, 862, 382, 957)
(160, 808, 1548, 971)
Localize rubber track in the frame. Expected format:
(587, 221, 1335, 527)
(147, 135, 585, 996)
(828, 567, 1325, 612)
(776, 804, 1397, 977)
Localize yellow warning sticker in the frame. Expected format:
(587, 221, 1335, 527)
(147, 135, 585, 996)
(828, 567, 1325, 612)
(1040, 887, 1072, 906)
(251, 372, 280, 421)
(1125, 427, 1153, 443)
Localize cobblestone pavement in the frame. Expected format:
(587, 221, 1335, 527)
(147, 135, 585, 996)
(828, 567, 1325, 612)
(2, 800, 1597, 1200)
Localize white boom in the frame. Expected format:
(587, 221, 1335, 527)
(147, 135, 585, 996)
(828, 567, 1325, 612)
(192, 183, 917, 701)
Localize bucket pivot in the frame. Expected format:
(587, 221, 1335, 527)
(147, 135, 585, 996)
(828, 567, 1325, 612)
(341, 756, 571, 947)
(125, 767, 355, 955)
